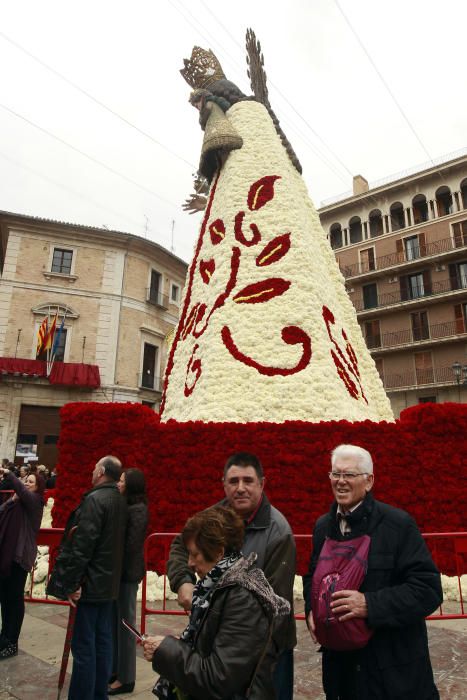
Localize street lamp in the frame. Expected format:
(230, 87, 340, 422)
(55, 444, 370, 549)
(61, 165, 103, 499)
(451, 361, 467, 402)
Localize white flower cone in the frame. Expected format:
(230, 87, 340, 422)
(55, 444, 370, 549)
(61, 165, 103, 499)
(161, 101, 393, 424)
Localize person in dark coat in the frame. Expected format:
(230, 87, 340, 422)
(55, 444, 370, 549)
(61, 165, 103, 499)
(167, 452, 296, 700)
(303, 444, 442, 700)
(0, 467, 45, 658)
(109, 468, 149, 695)
(143, 506, 290, 700)
(48, 455, 127, 700)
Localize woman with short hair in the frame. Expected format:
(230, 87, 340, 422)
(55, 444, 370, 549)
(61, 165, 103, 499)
(143, 506, 290, 699)
(0, 466, 45, 659)
(109, 468, 149, 695)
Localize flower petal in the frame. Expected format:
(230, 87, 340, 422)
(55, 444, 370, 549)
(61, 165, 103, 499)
(209, 219, 226, 245)
(233, 278, 290, 304)
(247, 175, 281, 211)
(199, 259, 215, 284)
(256, 233, 291, 267)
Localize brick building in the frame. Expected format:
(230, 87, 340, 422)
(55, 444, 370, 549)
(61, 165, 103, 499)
(318, 151, 467, 416)
(0, 212, 187, 465)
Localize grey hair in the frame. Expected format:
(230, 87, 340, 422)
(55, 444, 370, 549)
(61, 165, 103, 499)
(331, 444, 373, 474)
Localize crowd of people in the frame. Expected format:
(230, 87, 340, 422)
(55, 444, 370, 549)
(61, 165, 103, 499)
(0, 447, 442, 700)
(0, 458, 57, 491)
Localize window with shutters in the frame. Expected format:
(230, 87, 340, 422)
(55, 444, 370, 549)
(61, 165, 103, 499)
(411, 311, 429, 341)
(453, 304, 466, 333)
(408, 273, 424, 299)
(449, 261, 467, 290)
(414, 351, 434, 385)
(451, 220, 467, 248)
(359, 247, 375, 273)
(141, 342, 158, 389)
(364, 319, 381, 348)
(404, 235, 420, 260)
(435, 186, 453, 216)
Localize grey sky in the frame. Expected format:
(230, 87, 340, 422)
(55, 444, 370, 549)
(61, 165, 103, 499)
(1, 0, 465, 261)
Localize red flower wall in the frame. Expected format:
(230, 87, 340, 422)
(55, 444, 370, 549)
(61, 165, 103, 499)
(52, 402, 467, 575)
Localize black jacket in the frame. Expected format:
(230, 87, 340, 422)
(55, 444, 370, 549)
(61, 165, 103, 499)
(121, 501, 148, 583)
(167, 493, 297, 650)
(303, 494, 442, 700)
(52, 481, 127, 602)
(153, 582, 274, 700)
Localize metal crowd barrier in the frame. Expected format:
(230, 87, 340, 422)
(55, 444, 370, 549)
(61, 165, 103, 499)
(20, 528, 467, 627)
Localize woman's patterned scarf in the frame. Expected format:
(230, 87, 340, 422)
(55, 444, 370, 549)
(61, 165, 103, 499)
(153, 551, 242, 699)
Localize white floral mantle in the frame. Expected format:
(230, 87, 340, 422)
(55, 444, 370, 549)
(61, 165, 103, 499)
(161, 101, 393, 424)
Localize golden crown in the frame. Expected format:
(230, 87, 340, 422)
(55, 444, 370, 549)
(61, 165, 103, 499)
(180, 46, 226, 89)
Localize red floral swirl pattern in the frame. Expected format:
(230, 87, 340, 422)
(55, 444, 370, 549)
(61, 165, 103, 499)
(221, 325, 312, 376)
(184, 344, 202, 397)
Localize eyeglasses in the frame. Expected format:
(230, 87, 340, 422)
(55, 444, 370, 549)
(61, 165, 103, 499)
(328, 472, 370, 481)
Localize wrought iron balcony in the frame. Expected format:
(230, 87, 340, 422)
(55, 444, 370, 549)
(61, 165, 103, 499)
(353, 276, 467, 313)
(139, 372, 162, 392)
(365, 319, 467, 351)
(340, 234, 467, 279)
(146, 289, 169, 309)
(381, 365, 457, 390)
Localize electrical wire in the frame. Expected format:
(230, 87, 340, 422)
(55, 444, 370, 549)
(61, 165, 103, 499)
(197, 0, 354, 177)
(0, 29, 196, 170)
(0, 102, 180, 210)
(0, 149, 144, 232)
(333, 0, 434, 164)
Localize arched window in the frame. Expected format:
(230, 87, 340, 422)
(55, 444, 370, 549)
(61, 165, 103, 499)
(329, 223, 343, 249)
(435, 186, 453, 216)
(460, 178, 467, 210)
(349, 216, 362, 244)
(412, 194, 429, 224)
(368, 209, 383, 237)
(390, 202, 405, 231)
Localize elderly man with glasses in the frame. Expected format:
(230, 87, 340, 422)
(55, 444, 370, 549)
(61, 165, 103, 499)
(303, 444, 442, 700)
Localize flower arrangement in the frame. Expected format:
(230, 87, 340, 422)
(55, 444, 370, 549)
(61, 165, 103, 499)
(52, 401, 466, 575)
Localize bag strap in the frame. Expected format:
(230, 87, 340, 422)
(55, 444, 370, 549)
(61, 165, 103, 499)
(244, 624, 273, 698)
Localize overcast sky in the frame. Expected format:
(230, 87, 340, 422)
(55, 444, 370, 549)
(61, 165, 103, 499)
(1, 0, 466, 261)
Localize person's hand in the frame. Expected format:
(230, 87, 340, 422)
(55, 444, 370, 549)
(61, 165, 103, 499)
(306, 610, 318, 644)
(67, 587, 82, 608)
(177, 582, 194, 611)
(330, 589, 368, 621)
(143, 635, 164, 661)
(182, 194, 207, 214)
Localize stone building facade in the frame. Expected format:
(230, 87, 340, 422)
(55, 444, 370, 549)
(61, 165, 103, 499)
(319, 151, 467, 416)
(0, 212, 187, 465)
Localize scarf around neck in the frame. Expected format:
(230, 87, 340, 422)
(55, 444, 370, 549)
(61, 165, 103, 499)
(153, 551, 242, 699)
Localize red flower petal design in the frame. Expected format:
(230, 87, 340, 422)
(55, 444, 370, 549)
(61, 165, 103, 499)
(221, 324, 312, 376)
(256, 233, 291, 267)
(184, 344, 202, 397)
(181, 304, 199, 340)
(209, 219, 226, 245)
(233, 278, 291, 304)
(234, 211, 261, 247)
(247, 175, 281, 211)
(199, 259, 215, 284)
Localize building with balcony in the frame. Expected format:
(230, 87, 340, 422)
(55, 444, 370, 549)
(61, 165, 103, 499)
(0, 211, 187, 465)
(318, 151, 467, 416)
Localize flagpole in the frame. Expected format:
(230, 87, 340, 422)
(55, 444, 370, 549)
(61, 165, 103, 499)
(48, 310, 67, 377)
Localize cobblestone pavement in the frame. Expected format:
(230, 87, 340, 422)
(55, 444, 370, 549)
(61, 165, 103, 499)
(0, 602, 465, 699)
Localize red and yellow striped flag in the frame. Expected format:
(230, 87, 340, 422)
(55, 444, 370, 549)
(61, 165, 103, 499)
(36, 317, 48, 357)
(44, 313, 58, 352)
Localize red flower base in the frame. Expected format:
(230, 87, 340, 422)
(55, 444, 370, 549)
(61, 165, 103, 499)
(52, 402, 466, 575)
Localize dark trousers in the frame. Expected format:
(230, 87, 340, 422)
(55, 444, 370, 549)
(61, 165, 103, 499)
(112, 581, 138, 684)
(273, 648, 294, 700)
(0, 562, 28, 646)
(68, 601, 113, 700)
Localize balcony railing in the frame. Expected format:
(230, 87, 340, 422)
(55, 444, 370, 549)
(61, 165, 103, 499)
(381, 365, 457, 390)
(365, 320, 467, 351)
(354, 276, 467, 312)
(139, 373, 162, 391)
(341, 235, 466, 279)
(146, 289, 169, 309)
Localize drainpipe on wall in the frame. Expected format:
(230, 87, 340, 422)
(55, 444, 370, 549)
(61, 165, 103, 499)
(112, 237, 131, 402)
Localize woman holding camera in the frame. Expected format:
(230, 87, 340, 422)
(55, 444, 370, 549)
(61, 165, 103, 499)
(0, 466, 45, 659)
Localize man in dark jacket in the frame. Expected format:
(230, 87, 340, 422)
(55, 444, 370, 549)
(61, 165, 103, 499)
(167, 452, 296, 700)
(303, 444, 442, 700)
(54, 455, 127, 700)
